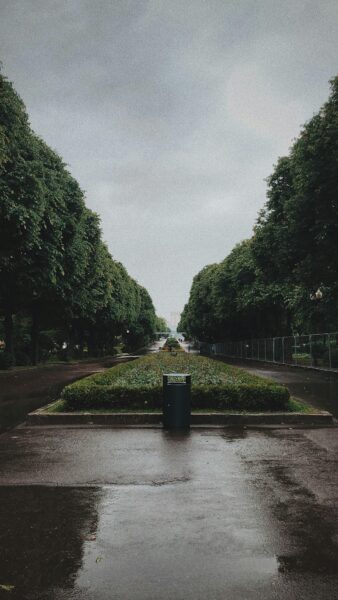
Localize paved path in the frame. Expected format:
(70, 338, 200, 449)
(0, 356, 136, 433)
(1, 348, 338, 598)
(0, 339, 167, 432)
(1, 426, 338, 599)
(219, 358, 338, 417)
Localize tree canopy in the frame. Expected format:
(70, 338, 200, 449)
(0, 72, 157, 364)
(180, 76, 338, 341)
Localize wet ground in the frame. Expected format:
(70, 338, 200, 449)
(0, 338, 165, 433)
(1, 347, 338, 598)
(223, 358, 338, 417)
(0, 354, 143, 434)
(1, 426, 338, 599)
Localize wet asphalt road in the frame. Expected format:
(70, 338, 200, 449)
(222, 358, 338, 417)
(1, 426, 338, 599)
(0, 355, 139, 433)
(0, 340, 164, 434)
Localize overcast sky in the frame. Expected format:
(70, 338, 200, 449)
(1, 1, 338, 326)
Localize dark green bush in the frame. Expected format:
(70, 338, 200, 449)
(62, 362, 289, 412)
(0, 351, 14, 370)
(164, 337, 180, 350)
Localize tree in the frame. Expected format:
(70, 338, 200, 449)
(253, 76, 338, 332)
(155, 316, 170, 333)
(0, 71, 158, 365)
(181, 76, 338, 339)
(125, 286, 156, 350)
(178, 264, 220, 341)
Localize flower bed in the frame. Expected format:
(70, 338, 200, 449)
(61, 353, 290, 412)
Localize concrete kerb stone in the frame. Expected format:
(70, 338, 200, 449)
(27, 405, 334, 427)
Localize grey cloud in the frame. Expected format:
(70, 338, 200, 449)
(1, 0, 338, 321)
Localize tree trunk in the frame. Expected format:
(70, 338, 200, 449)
(78, 322, 85, 358)
(4, 308, 14, 361)
(31, 305, 39, 366)
(88, 326, 97, 357)
(66, 325, 75, 361)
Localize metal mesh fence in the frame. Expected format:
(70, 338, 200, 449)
(202, 332, 338, 371)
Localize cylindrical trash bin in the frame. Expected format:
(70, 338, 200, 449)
(163, 373, 191, 429)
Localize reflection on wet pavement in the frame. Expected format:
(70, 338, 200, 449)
(0, 356, 136, 433)
(0, 486, 101, 600)
(223, 358, 338, 417)
(1, 428, 338, 598)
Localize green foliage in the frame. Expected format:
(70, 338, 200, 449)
(252, 75, 338, 333)
(164, 337, 180, 349)
(287, 397, 313, 413)
(180, 241, 287, 341)
(0, 70, 157, 363)
(124, 286, 156, 351)
(182, 76, 338, 340)
(155, 316, 170, 332)
(61, 353, 290, 411)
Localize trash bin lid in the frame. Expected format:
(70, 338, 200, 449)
(163, 373, 191, 377)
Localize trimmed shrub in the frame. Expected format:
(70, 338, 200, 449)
(62, 353, 290, 412)
(161, 337, 183, 352)
(165, 337, 180, 349)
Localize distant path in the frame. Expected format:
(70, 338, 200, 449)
(180, 340, 199, 354)
(216, 357, 338, 417)
(0, 355, 135, 432)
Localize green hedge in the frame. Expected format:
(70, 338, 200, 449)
(61, 354, 290, 412)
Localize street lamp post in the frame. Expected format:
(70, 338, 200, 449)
(310, 287, 324, 365)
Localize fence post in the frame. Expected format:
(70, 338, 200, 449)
(294, 335, 297, 365)
(328, 333, 332, 370)
(210, 331, 336, 371)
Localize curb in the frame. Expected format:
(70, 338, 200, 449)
(27, 409, 334, 427)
